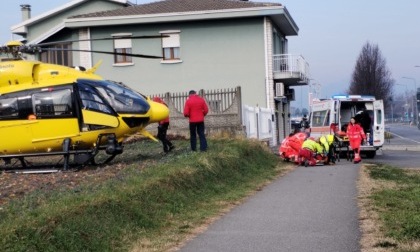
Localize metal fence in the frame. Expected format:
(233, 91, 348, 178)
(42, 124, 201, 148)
(148, 86, 276, 146)
(148, 87, 243, 137)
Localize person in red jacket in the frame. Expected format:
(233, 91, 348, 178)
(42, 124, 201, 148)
(152, 97, 174, 153)
(346, 117, 366, 164)
(183, 90, 209, 151)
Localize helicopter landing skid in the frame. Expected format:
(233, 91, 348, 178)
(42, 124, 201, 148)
(83, 133, 122, 167)
(89, 154, 117, 166)
(0, 134, 123, 172)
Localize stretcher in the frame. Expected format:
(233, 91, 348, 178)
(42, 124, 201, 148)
(333, 133, 351, 161)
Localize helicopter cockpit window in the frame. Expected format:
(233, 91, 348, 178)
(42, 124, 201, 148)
(86, 80, 150, 114)
(33, 89, 73, 118)
(78, 84, 113, 114)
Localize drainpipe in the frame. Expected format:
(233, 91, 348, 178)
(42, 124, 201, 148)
(263, 17, 270, 108)
(20, 4, 31, 21)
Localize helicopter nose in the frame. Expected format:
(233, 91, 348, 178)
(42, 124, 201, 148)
(148, 100, 170, 123)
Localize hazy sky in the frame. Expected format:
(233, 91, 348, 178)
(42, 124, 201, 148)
(2, 0, 420, 109)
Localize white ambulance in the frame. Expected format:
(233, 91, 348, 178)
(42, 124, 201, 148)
(309, 95, 385, 158)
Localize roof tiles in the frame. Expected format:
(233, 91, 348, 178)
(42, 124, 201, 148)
(69, 0, 282, 18)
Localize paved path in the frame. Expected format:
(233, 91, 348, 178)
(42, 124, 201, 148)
(180, 162, 361, 252)
(180, 128, 419, 251)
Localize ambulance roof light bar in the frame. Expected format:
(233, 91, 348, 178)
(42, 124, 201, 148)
(331, 94, 375, 100)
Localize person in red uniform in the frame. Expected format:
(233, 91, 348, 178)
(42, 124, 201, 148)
(183, 90, 209, 151)
(346, 117, 366, 164)
(152, 97, 174, 153)
(279, 132, 307, 163)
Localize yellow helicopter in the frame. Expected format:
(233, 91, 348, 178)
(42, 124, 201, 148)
(0, 39, 169, 171)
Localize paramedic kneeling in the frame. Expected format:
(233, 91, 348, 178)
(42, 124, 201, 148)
(319, 134, 336, 164)
(298, 138, 324, 167)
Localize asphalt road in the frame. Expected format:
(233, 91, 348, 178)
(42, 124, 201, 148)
(377, 123, 420, 168)
(179, 124, 420, 252)
(181, 162, 361, 252)
(371, 149, 420, 169)
(384, 123, 420, 148)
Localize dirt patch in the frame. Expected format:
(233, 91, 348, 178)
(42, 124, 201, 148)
(0, 136, 163, 208)
(0, 161, 131, 208)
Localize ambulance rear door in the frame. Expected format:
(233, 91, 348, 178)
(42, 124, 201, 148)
(373, 100, 385, 147)
(310, 99, 334, 138)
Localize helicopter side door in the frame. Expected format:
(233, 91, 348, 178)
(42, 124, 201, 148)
(76, 82, 119, 129)
(31, 87, 79, 141)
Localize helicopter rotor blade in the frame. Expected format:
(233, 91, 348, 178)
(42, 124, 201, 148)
(42, 48, 163, 59)
(33, 35, 168, 47)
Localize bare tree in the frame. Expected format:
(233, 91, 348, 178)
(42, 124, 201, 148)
(348, 42, 394, 108)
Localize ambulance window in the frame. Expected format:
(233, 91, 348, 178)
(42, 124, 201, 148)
(376, 109, 382, 124)
(312, 110, 328, 127)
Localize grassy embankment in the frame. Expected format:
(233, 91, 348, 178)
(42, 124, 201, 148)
(359, 164, 420, 252)
(0, 138, 289, 251)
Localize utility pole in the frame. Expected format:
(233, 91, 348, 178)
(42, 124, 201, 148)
(396, 84, 408, 122)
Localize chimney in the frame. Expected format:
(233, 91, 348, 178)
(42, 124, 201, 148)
(20, 4, 31, 21)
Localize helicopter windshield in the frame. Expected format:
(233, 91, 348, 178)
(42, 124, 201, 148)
(77, 79, 150, 114)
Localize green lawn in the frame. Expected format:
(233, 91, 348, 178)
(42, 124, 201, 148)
(366, 164, 420, 251)
(0, 138, 286, 251)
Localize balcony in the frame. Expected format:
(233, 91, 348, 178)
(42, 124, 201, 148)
(273, 54, 309, 86)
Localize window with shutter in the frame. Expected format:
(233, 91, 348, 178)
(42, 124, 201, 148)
(112, 34, 132, 64)
(160, 30, 181, 62)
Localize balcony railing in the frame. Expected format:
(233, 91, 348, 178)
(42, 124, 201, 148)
(273, 54, 309, 85)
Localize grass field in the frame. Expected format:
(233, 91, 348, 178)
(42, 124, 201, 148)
(359, 164, 420, 252)
(1, 137, 418, 251)
(0, 138, 290, 251)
